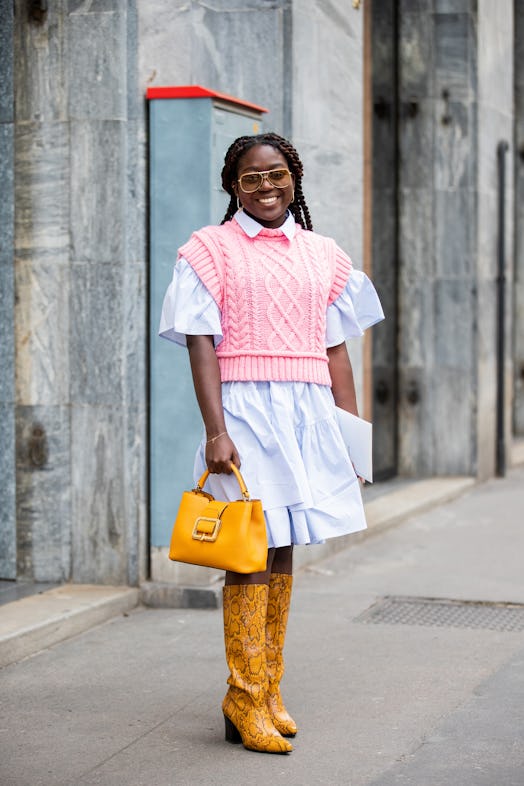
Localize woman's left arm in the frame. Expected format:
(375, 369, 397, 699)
(327, 341, 359, 416)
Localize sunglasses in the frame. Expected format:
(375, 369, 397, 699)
(237, 168, 293, 193)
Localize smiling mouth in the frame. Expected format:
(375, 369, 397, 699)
(258, 196, 279, 205)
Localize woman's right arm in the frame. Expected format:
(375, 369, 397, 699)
(186, 334, 240, 474)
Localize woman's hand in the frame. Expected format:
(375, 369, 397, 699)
(205, 433, 241, 475)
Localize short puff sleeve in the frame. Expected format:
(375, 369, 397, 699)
(326, 269, 384, 347)
(158, 258, 223, 347)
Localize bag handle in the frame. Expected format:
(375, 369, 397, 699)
(195, 462, 250, 501)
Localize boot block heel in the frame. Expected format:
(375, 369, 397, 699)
(224, 714, 242, 744)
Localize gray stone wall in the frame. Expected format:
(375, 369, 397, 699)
(395, 1, 479, 476)
(390, 0, 514, 478)
(475, 0, 514, 478)
(0, 0, 16, 579)
(515, 0, 524, 435)
(10, 0, 147, 584)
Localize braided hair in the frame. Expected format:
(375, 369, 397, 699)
(220, 132, 313, 230)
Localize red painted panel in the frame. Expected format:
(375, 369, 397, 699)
(146, 84, 268, 114)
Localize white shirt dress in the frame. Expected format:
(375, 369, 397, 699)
(159, 211, 384, 549)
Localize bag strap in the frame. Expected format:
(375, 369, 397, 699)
(195, 462, 250, 501)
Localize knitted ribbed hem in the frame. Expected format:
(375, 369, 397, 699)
(218, 355, 332, 384)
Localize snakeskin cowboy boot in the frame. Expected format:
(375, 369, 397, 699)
(222, 583, 292, 754)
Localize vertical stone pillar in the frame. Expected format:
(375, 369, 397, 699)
(396, 0, 514, 478)
(12, 1, 146, 585)
(67, 0, 145, 585)
(475, 0, 514, 478)
(14, 0, 72, 581)
(514, 1, 524, 435)
(0, 0, 16, 579)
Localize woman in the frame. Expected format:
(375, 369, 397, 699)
(160, 132, 384, 754)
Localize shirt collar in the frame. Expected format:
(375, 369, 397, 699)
(234, 209, 296, 241)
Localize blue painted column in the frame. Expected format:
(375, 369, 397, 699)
(148, 88, 266, 563)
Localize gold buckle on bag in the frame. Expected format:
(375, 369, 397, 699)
(192, 516, 222, 542)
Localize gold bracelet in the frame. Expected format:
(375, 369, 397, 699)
(206, 431, 227, 445)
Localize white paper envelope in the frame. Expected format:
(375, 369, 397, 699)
(336, 407, 373, 483)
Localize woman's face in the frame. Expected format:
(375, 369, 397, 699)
(232, 144, 295, 228)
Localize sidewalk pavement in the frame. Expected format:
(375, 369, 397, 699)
(1, 465, 524, 785)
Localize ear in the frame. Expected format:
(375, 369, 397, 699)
(232, 182, 239, 198)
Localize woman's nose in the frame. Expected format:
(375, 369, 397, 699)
(259, 174, 273, 190)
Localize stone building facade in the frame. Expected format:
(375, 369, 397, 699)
(0, 0, 522, 587)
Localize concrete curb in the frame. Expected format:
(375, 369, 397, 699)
(0, 584, 139, 669)
(140, 581, 221, 609)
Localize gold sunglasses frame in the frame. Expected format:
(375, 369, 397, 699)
(237, 168, 293, 193)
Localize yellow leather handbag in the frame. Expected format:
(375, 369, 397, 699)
(168, 463, 268, 573)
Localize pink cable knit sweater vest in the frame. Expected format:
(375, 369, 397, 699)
(178, 219, 352, 384)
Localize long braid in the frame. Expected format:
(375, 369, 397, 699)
(220, 133, 314, 230)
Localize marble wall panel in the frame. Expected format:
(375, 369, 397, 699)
(138, 1, 192, 91)
(434, 13, 473, 100)
(0, 404, 16, 579)
(400, 8, 434, 98)
(513, 279, 524, 434)
(125, 120, 146, 265)
(292, 0, 363, 285)
(371, 1, 395, 96)
(397, 280, 435, 368)
(434, 100, 475, 190)
(13, 0, 67, 122)
(193, 3, 285, 122)
(514, 0, 524, 434)
(0, 124, 14, 266)
(0, 257, 14, 406)
(477, 0, 513, 114)
(293, 1, 362, 149)
(124, 404, 146, 586)
(434, 0, 471, 11)
(397, 365, 434, 476)
(15, 259, 70, 406)
(67, 8, 127, 121)
(434, 189, 475, 278)
(432, 367, 474, 474)
(1, 0, 15, 579)
(434, 278, 474, 370)
(299, 143, 362, 254)
(399, 186, 434, 281)
(478, 106, 513, 200)
(70, 262, 124, 405)
(70, 120, 126, 263)
(71, 404, 128, 584)
(401, 0, 431, 11)
(0, 0, 13, 123)
(14, 121, 69, 263)
(373, 108, 397, 191)
(15, 404, 71, 581)
(68, 0, 123, 12)
(476, 189, 497, 279)
(399, 98, 435, 188)
(123, 262, 146, 407)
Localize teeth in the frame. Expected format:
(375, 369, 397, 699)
(259, 197, 278, 205)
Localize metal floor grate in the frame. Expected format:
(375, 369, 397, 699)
(354, 596, 524, 632)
